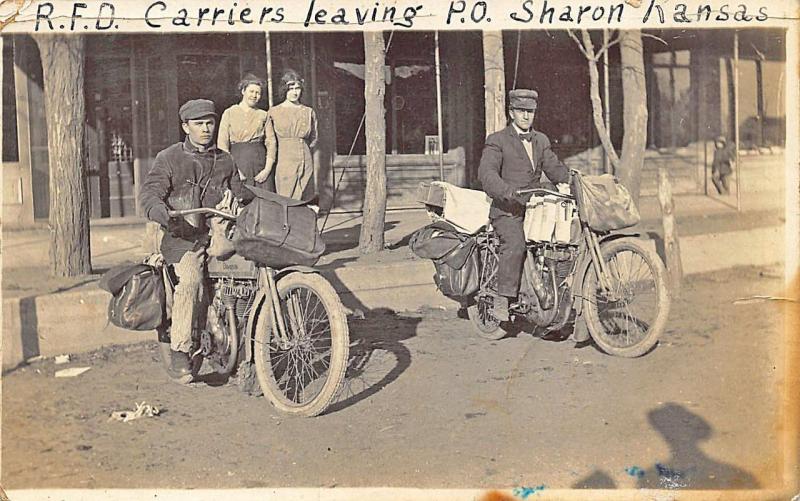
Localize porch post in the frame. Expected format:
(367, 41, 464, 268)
(130, 43, 143, 217)
(482, 31, 506, 137)
(434, 31, 445, 180)
(603, 29, 611, 174)
(733, 30, 741, 212)
(265, 32, 274, 107)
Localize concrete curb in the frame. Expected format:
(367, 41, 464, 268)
(2, 225, 785, 371)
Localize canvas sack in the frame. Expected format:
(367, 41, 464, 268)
(575, 173, 641, 232)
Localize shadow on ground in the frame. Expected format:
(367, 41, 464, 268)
(572, 402, 760, 490)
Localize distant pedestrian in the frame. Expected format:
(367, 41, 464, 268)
(711, 136, 735, 195)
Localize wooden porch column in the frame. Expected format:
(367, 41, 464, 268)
(11, 36, 37, 227)
(130, 43, 144, 217)
(482, 31, 506, 137)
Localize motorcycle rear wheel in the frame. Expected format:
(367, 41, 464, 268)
(254, 272, 350, 417)
(583, 237, 670, 358)
(467, 296, 508, 340)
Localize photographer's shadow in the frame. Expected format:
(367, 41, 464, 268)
(637, 403, 760, 489)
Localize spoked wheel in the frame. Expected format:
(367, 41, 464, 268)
(467, 241, 508, 340)
(254, 272, 349, 417)
(583, 238, 670, 358)
(467, 296, 507, 340)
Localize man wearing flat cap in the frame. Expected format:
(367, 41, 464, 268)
(140, 98, 248, 383)
(478, 88, 570, 321)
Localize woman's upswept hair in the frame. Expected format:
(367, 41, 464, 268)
(278, 69, 304, 101)
(237, 73, 266, 95)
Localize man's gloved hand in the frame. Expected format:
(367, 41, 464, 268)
(148, 205, 170, 227)
(506, 189, 530, 208)
(167, 217, 201, 240)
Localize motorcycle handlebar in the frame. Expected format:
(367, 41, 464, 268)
(514, 188, 573, 199)
(167, 208, 237, 220)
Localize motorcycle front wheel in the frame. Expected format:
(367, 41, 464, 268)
(254, 272, 350, 417)
(582, 237, 670, 358)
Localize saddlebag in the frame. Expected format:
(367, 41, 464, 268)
(410, 221, 480, 298)
(99, 263, 166, 331)
(233, 186, 325, 267)
(574, 173, 640, 232)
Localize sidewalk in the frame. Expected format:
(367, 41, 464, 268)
(2, 179, 788, 371)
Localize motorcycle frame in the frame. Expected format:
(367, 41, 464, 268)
(570, 230, 646, 318)
(243, 265, 321, 364)
(474, 219, 643, 326)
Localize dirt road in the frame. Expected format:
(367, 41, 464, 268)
(1, 266, 786, 491)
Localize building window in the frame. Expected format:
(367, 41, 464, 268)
(3, 40, 19, 162)
(332, 32, 446, 156)
(650, 49, 693, 149)
(176, 54, 242, 128)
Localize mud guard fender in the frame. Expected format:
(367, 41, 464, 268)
(274, 265, 319, 280)
(573, 232, 647, 316)
(244, 265, 321, 362)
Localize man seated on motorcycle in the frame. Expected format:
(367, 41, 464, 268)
(477, 89, 570, 322)
(139, 99, 249, 384)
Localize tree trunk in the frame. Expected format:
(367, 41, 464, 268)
(34, 35, 92, 277)
(617, 30, 648, 205)
(658, 167, 683, 293)
(359, 31, 387, 254)
(482, 31, 506, 136)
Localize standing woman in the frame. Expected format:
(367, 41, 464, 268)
(218, 74, 275, 191)
(255, 70, 318, 200)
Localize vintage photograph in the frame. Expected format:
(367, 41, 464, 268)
(1, 12, 796, 499)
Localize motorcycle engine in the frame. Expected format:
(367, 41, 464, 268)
(519, 244, 578, 327)
(541, 245, 579, 287)
(201, 279, 258, 354)
(219, 279, 258, 325)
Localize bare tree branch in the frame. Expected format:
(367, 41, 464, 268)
(595, 31, 622, 59)
(641, 32, 668, 46)
(567, 29, 593, 61)
(575, 29, 621, 172)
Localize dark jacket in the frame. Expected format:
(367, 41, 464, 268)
(712, 144, 734, 175)
(478, 125, 569, 217)
(139, 138, 246, 263)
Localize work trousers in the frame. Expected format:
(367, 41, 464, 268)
(491, 212, 527, 298)
(163, 249, 206, 353)
(712, 171, 731, 195)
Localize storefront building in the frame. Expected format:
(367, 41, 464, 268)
(2, 28, 786, 228)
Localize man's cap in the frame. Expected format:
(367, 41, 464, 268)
(509, 89, 538, 111)
(179, 99, 217, 121)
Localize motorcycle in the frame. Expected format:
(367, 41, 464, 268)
(159, 207, 349, 417)
(419, 172, 670, 358)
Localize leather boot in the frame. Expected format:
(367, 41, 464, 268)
(491, 295, 511, 322)
(168, 350, 194, 384)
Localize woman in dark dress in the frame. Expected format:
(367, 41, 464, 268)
(218, 74, 275, 191)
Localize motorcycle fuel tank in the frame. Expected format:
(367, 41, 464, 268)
(207, 253, 258, 279)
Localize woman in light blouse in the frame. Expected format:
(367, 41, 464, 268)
(218, 74, 275, 191)
(254, 69, 318, 200)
